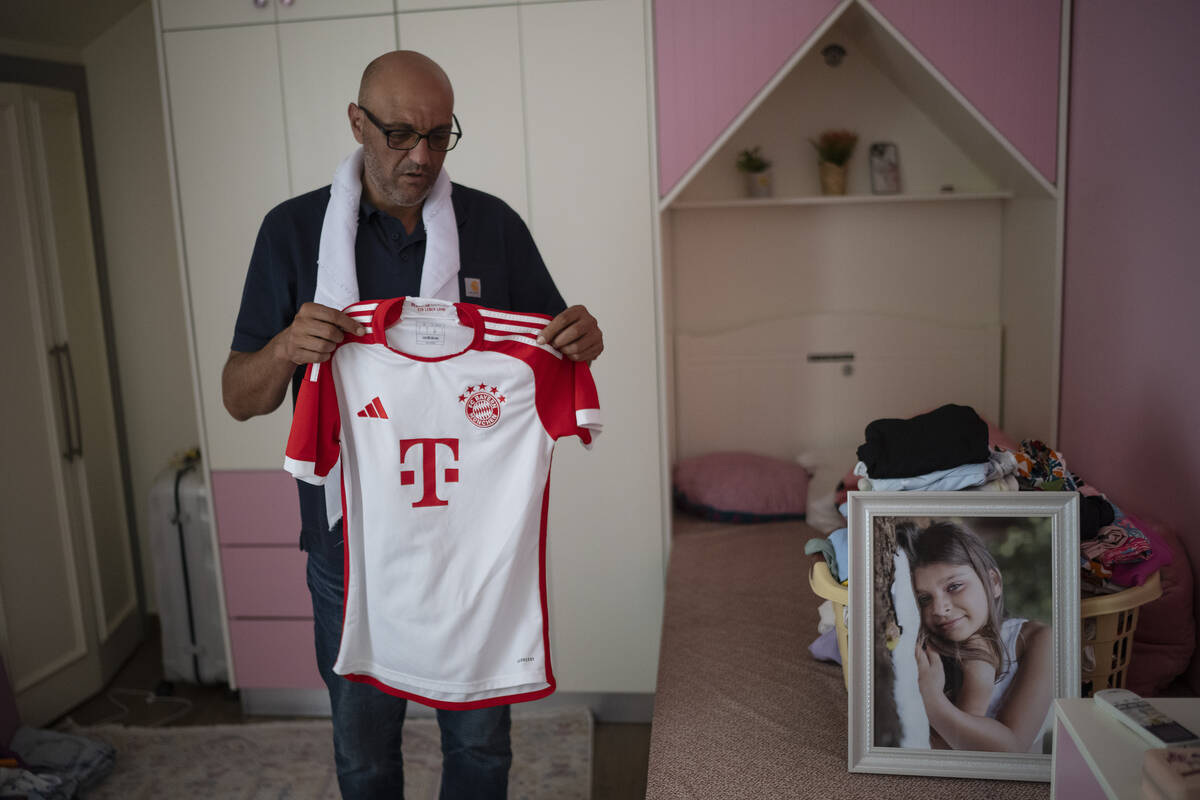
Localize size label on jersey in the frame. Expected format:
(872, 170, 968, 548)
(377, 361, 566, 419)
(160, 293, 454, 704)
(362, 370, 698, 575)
(416, 322, 446, 346)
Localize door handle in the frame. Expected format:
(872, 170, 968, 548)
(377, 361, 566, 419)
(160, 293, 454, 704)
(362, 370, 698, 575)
(61, 342, 83, 459)
(49, 344, 74, 460)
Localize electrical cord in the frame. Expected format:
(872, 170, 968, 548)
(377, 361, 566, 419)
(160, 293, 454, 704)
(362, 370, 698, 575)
(171, 451, 204, 686)
(75, 688, 194, 727)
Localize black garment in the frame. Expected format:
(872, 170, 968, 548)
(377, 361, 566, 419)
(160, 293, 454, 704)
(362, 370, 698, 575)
(230, 182, 567, 544)
(1080, 495, 1116, 541)
(856, 404, 990, 479)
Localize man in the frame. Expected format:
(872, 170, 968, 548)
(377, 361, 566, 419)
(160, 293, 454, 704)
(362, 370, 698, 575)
(222, 50, 603, 799)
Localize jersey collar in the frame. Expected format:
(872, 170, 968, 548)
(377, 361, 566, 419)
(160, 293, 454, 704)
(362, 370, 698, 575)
(370, 296, 483, 361)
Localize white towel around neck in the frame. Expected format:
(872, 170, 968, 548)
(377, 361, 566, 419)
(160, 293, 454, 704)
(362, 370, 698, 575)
(313, 147, 461, 527)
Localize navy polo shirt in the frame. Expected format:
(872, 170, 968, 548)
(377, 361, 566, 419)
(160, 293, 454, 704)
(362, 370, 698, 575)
(231, 182, 567, 546)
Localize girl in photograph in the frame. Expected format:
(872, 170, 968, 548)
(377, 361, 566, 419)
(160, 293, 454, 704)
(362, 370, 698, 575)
(899, 520, 1053, 753)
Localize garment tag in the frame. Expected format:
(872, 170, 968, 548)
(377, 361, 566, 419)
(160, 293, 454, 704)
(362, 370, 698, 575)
(416, 323, 446, 346)
(403, 298, 457, 319)
(464, 277, 482, 299)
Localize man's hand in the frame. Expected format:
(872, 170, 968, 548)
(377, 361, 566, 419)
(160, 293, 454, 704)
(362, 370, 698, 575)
(536, 305, 603, 363)
(223, 302, 365, 421)
(276, 302, 366, 365)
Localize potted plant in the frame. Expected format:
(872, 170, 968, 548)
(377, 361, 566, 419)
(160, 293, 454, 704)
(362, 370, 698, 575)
(736, 146, 773, 198)
(809, 129, 858, 195)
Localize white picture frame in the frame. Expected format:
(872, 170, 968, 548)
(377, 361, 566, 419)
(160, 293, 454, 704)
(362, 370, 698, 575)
(847, 491, 1080, 782)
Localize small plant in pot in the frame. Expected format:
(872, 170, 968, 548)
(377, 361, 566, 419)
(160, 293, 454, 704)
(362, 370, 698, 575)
(809, 129, 858, 195)
(736, 146, 773, 198)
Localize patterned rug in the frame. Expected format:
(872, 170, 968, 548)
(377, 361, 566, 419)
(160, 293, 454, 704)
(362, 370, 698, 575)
(75, 706, 592, 799)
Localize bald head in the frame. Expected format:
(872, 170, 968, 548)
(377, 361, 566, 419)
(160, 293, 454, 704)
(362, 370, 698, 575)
(350, 50, 456, 220)
(358, 50, 454, 109)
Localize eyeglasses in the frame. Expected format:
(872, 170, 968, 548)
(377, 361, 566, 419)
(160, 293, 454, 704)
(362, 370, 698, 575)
(356, 105, 462, 152)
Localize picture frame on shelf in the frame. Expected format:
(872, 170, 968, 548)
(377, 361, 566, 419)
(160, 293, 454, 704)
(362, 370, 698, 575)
(869, 141, 901, 195)
(847, 491, 1079, 783)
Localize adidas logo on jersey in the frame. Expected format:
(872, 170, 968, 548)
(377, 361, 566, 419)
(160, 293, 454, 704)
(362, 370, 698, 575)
(357, 396, 389, 419)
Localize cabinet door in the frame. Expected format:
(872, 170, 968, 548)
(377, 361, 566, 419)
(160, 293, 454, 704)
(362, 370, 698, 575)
(277, 0, 393, 22)
(279, 15, 398, 195)
(397, 5, 528, 218)
(158, 0, 276, 30)
(164, 26, 292, 470)
(24, 88, 139, 652)
(520, 0, 664, 694)
(396, 0, 510, 11)
(0, 84, 140, 727)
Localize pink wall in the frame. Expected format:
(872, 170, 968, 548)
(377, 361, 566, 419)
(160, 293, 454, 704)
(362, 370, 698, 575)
(654, 0, 1061, 197)
(654, 0, 841, 196)
(871, 0, 1060, 184)
(1059, 1, 1200, 682)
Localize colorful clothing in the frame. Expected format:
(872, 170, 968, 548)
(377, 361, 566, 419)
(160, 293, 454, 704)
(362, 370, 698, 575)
(1014, 439, 1085, 492)
(1083, 509, 1153, 568)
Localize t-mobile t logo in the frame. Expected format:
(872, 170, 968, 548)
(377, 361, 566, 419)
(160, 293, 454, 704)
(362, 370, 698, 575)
(399, 438, 460, 508)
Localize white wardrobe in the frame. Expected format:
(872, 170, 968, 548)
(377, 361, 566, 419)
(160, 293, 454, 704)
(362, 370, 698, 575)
(0, 83, 141, 726)
(154, 0, 664, 713)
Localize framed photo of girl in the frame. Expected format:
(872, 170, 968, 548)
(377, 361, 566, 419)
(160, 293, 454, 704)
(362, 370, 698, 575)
(846, 491, 1080, 783)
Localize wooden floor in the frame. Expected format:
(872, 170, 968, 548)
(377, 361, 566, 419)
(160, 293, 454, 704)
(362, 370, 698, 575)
(58, 620, 650, 799)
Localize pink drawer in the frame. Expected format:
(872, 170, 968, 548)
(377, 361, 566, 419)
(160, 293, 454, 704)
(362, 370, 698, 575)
(211, 470, 302, 546)
(229, 619, 323, 689)
(221, 546, 311, 617)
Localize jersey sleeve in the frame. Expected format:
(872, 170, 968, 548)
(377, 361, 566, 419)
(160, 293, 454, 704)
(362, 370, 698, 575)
(536, 357, 602, 447)
(284, 360, 341, 484)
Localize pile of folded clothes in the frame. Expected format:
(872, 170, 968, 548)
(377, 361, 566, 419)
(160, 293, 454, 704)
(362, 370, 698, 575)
(0, 726, 114, 800)
(805, 404, 1174, 666)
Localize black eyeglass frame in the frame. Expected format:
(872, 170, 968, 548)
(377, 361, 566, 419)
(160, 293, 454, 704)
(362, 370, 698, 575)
(356, 104, 462, 152)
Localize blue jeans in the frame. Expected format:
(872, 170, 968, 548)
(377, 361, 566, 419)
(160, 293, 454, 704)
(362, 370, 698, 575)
(305, 525, 512, 799)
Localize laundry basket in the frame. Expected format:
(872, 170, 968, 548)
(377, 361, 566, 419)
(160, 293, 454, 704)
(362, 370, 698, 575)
(808, 561, 850, 688)
(807, 563, 1163, 696)
(1079, 570, 1163, 697)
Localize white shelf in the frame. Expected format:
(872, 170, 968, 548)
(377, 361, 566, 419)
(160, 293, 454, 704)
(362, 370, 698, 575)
(669, 191, 1014, 210)
(1053, 697, 1200, 800)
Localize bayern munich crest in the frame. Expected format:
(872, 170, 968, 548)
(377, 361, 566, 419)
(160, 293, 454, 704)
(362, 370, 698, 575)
(458, 382, 506, 428)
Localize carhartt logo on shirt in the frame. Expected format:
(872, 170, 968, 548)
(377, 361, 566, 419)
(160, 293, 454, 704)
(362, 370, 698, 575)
(464, 277, 482, 298)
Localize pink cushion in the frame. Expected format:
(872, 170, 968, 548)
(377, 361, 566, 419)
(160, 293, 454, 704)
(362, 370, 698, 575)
(1110, 513, 1174, 586)
(986, 419, 1022, 452)
(672, 452, 810, 522)
(1127, 519, 1195, 696)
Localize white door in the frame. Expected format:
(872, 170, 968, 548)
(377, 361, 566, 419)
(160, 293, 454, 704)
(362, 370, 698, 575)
(396, 4, 528, 217)
(520, 0, 665, 694)
(163, 24, 293, 470)
(278, 14, 398, 195)
(158, 0, 276, 31)
(0, 83, 140, 727)
(164, 16, 397, 470)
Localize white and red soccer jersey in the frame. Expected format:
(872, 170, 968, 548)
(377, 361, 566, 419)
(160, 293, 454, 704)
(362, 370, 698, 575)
(283, 297, 600, 708)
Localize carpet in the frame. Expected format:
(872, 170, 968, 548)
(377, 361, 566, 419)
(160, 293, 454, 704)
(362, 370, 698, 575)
(648, 521, 1050, 799)
(75, 706, 592, 799)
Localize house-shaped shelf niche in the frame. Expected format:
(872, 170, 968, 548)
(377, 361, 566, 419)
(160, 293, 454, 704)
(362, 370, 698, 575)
(666, 0, 1055, 208)
(660, 0, 1064, 448)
